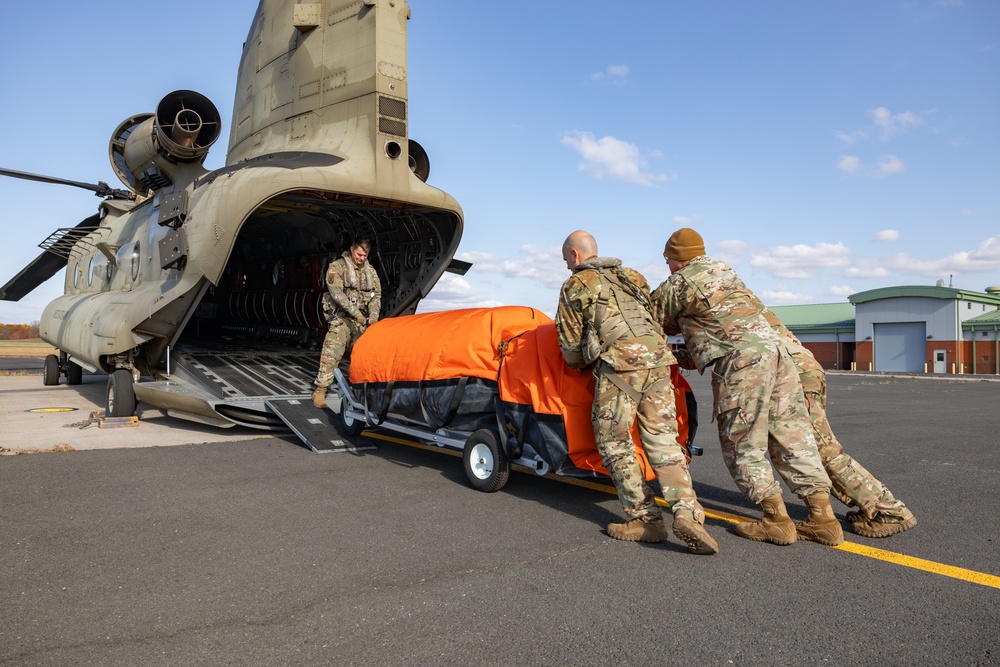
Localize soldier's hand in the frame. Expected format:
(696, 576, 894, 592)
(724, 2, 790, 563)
(353, 313, 367, 326)
(367, 315, 379, 326)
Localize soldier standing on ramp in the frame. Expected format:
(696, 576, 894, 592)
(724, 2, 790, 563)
(555, 230, 718, 555)
(651, 227, 843, 547)
(312, 237, 382, 409)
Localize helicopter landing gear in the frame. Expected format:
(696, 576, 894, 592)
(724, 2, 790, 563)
(107, 369, 137, 418)
(43, 354, 60, 386)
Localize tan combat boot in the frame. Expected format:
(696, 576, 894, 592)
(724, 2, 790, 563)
(847, 508, 917, 538)
(607, 518, 669, 543)
(796, 492, 845, 546)
(672, 516, 719, 555)
(312, 387, 328, 409)
(733, 494, 797, 546)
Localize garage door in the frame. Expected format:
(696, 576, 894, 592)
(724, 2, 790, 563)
(873, 322, 926, 372)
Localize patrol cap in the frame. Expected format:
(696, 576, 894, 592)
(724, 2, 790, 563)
(664, 227, 705, 261)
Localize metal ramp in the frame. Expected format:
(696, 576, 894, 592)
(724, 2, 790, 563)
(265, 397, 375, 454)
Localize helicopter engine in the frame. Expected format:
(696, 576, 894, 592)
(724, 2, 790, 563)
(119, 90, 221, 192)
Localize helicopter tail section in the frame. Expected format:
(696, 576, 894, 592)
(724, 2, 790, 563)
(227, 0, 411, 174)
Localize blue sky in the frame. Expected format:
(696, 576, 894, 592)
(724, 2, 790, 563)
(1, 0, 997, 324)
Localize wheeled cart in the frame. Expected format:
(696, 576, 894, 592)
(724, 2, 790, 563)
(333, 307, 698, 492)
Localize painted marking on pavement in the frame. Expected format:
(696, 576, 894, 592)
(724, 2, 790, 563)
(25, 407, 79, 413)
(364, 430, 1000, 590)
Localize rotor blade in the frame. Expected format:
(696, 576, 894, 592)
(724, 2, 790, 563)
(0, 213, 101, 301)
(0, 167, 110, 196)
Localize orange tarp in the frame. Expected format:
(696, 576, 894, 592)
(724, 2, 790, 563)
(350, 306, 550, 383)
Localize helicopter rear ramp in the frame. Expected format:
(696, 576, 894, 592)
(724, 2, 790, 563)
(131, 344, 347, 435)
(263, 397, 374, 454)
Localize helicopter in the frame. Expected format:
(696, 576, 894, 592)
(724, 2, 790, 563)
(0, 0, 468, 430)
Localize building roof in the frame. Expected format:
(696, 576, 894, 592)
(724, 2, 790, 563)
(850, 285, 1000, 306)
(964, 309, 1000, 331)
(769, 303, 855, 333)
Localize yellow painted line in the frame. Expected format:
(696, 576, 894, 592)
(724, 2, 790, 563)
(364, 430, 1000, 590)
(832, 542, 1000, 589)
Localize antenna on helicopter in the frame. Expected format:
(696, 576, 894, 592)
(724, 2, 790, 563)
(0, 167, 137, 200)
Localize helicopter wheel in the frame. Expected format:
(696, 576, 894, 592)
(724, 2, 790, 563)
(107, 369, 136, 418)
(43, 354, 60, 386)
(66, 361, 83, 385)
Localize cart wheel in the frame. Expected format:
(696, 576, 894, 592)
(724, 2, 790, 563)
(43, 354, 60, 386)
(339, 397, 364, 436)
(107, 369, 135, 418)
(462, 429, 510, 493)
(66, 361, 83, 385)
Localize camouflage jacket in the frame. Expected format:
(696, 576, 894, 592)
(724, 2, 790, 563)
(325, 252, 381, 323)
(757, 302, 824, 379)
(556, 256, 675, 371)
(650, 255, 778, 372)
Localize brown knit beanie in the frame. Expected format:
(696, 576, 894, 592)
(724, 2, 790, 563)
(664, 227, 705, 261)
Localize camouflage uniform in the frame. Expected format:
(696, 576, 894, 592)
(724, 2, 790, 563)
(314, 252, 381, 389)
(556, 257, 706, 526)
(650, 255, 832, 504)
(760, 307, 914, 524)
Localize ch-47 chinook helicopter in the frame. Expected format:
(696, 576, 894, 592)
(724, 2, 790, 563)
(0, 0, 468, 430)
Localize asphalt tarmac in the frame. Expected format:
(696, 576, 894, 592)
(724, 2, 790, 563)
(1, 369, 998, 666)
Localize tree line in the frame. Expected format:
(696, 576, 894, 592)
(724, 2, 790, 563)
(0, 323, 41, 339)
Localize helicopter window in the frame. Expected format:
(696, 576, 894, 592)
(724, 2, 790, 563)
(130, 242, 141, 281)
(90, 254, 110, 287)
(73, 262, 80, 289)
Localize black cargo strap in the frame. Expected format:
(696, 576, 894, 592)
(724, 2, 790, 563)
(595, 360, 672, 405)
(417, 376, 470, 430)
(495, 337, 526, 459)
(365, 380, 395, 426)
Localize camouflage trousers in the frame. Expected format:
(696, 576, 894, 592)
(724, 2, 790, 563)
(711, 345, 831, 504)
(314, 317, 364, 389)
(593, 365, 705, 524)
(800, 368, 911, 521)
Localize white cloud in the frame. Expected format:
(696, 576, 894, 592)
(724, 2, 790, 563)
(882, 236, 1000, 277)
(869, 107, 923, 140)
(561, 131, 671, 187)
(837, 155, 862, 174)
(835, 130, 867, 145)
(844, 265, 890, 279)
(828, 285, 855, 297)
(456, 245, 567, 289)
(589, 65, 630, 84)
(748, 242, 851, 280)
(836, 154, 905, 179)
(715, 239, 751, 266)
(759, 289, 814, 305)
(874, 229, 900, 242)
(417, 274, 504, 313)
(672, 214, 701, 225)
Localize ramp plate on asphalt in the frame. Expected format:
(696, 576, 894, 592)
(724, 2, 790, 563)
(265, 397, 375, 454)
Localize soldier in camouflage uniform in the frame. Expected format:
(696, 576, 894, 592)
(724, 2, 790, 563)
(651, 227, 843, 547)
(555, 230, 718, 555)
(757, 306, 917, 538)
(312, 237, 381, 409)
